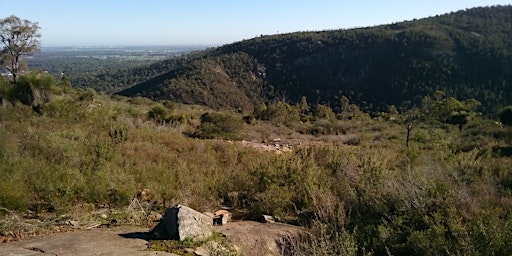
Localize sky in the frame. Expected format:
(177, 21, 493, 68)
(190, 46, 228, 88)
(0, 0, 511, 47)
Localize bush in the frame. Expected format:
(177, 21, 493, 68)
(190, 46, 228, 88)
(16, 71, 55, 89)
(0, 178, 29, 212)
(147, 105, 168, 123)
(7, 71, 56, 106)
(193, 112, 243, 140)
(78, 88, 97, 101)
(499, 106, 512, 126)
(313, 104, 336, 121)
(254, 101, 300, 126)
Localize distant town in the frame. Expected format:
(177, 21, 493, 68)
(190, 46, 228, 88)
(7, 45, 210, 85)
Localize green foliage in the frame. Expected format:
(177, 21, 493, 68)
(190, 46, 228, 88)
(499, 105, 512, 126)
(77, 88, 97, 101)
(313, 104, 335, 121)
(252, 102, 268, 119)
(193, 112, 243, 140)
(149, 236, 202, 255)
(448, 111, 469, 131)
(338, 96, 364, 120)
(16, 71, 55, 89)
(297, 96, 311, 121)
(420, 91, 481, 131)
(57, 76, 72, 89)
(148, 231, 240, 255)
(118, 51, 270, 112)
(0, 172, 30, 211)
(0, 15, 41, 83)
(147, 104, 168, 123)
(114, 6, 512, 117)
(0, 76, 11, 103)
(253, 100, 300, 126)
(1, 83, 512, 255)
(4, 71, 58, 107)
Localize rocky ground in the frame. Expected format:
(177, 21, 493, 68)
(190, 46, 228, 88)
(0, 219, 302, 256)
(215, 221, 302, 255)
(0, 226, 169, 256)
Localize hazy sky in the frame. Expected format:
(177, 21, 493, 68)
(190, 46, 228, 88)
(0, 0, 510, 46)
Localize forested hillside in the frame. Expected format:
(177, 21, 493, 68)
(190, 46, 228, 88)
(116, 5, 512, 115)
(3, 7, 512, 252)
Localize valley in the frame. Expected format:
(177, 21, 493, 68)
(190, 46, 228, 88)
(1, 5, 512, 256)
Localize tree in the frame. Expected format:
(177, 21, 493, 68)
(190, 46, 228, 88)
(421, 91, 481, 130)
(0, 15, 41, 83)
(448, 111, 469, 131)
(297, 96, 311, 120)
(338, 95, 362, 120)
(404, 107, 421, 147)
(499, 106, 512, 126)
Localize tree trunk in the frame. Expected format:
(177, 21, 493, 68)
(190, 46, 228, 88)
(406, 124, 412, 147)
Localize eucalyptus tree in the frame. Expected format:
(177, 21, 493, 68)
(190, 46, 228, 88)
(0, 15, 41, 83)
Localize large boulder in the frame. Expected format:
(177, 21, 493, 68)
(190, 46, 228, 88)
(150, 205, 213, 241)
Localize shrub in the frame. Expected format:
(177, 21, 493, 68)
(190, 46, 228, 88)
(0, 177, 29, 212)
(193, 112, 243, 140)
(254, 101, 300, 126)
(313, 104, 336, 121)
(78, 88, 97, 101)
(166, 114, 188, 126)
(16, 71, 54, 89)
(0, 76, 12, 102)
(499, 106, 512, 126)
(6, 71, 57, 106)
(147, 105, 168, 123)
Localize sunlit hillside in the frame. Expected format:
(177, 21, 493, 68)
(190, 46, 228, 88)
(2, 70, 512, 254)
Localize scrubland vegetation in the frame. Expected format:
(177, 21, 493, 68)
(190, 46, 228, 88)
(2, 72, 512, 255)
(2, 6, 512, 255)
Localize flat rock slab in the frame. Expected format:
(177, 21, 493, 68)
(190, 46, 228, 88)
(0, 222, 303, 256)
(0, 226, 176, 256)
(214, 221, 303, 256)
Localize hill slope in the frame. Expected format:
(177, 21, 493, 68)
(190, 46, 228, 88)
(117, 5, 512, 115)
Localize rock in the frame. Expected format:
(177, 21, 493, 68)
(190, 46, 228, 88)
(67, 220, 79, 226)
(213, 209, 232, 225)
(214, 209, 231, 216)
(194, 246, 212, 256)
(202, 212, 215, 218)
(258, 214, 275, 223)
(214, 221, 303, 256)
(213, 215, 222, 226)
(1, 226, 184, 255)
(184, 248, 195, 254)
(150, 205, 213, 241)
